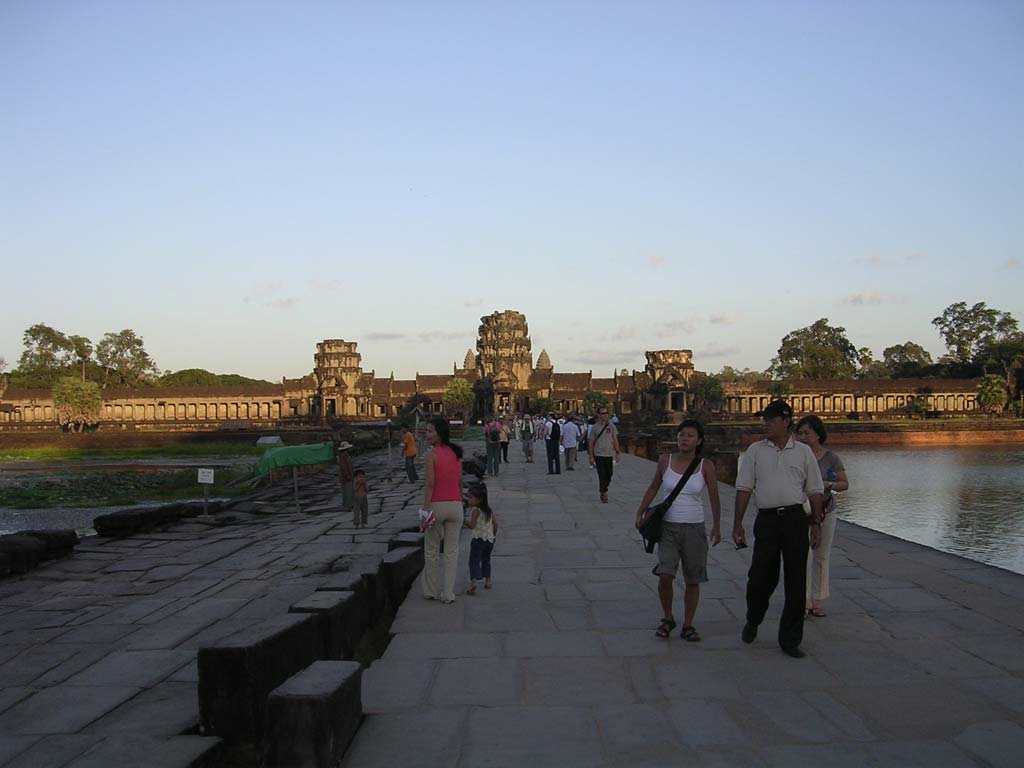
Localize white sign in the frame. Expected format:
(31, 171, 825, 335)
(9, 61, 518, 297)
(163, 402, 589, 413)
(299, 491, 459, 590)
(197, 468, 215, 484)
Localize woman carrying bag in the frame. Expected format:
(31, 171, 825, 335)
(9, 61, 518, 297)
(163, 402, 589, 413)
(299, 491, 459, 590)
(634, 419, 721, 641)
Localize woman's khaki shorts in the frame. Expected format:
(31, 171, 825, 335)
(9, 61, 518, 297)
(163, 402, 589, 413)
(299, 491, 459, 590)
(655, 522, 709, 584)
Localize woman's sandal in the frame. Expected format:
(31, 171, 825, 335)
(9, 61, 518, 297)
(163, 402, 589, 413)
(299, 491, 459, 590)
(655, 618, 676, 638)
(680, 626, 702, 642)
(806, 607, 826, 617)
(467, 583, 477, 595)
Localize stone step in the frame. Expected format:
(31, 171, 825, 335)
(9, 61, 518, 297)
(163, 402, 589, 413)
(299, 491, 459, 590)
(379, 546, 425, 610)
(289, 590, 369, 661)
(261, 660, 362, 768)
(63, 736, 224, 768)
(198, 612, 325, 741)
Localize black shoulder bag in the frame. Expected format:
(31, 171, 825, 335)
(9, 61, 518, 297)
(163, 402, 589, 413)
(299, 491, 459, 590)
(638, 455, 702, 554)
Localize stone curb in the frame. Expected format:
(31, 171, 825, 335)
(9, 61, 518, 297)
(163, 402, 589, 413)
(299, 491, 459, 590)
(261, 661, 362, 768)
(0, 529, 81, 576)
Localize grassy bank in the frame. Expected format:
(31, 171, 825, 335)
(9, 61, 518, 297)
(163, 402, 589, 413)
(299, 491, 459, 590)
(0, 466, 255, 509)
(0, 442, 266, 462)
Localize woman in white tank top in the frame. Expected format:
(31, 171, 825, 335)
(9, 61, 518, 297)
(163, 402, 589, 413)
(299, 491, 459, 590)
(634, 419, 722, 641)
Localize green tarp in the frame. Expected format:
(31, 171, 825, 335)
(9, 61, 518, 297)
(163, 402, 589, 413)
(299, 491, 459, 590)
(255, 442, 335, 477)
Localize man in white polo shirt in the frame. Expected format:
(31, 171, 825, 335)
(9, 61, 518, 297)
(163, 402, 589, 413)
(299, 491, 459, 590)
(732, 400, 825, 658)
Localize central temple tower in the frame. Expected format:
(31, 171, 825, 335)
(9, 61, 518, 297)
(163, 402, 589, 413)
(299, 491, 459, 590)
(476, 311, 533, 407)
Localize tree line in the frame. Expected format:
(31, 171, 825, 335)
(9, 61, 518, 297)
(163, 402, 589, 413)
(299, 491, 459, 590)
(688, 301, 1022, 415)
(0, 323, 272, 431)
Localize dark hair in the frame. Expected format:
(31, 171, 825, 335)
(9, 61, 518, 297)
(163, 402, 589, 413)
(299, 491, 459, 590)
(430, 417, 463, 459)
(676, 418, 705, 454)
(795, 414, 827, 444)
(466, 481, 493, 520)
(353, 468, 366, 477)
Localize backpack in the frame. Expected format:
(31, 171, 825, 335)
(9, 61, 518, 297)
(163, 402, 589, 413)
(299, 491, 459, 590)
(486, 423, 501, 443)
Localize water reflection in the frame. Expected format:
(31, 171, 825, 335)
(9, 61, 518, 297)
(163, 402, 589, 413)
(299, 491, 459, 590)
(832, 446, 1024, 575)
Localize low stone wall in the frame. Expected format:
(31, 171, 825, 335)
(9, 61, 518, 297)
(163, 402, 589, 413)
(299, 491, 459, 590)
(0, 529, 80, 575)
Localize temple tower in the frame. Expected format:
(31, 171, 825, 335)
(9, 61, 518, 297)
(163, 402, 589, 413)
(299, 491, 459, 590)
(477, 310, 533, 413)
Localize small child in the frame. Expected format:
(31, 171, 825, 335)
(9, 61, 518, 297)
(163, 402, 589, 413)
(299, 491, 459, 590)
(353, 469, 369, 528)
(463, 482, 497, 594)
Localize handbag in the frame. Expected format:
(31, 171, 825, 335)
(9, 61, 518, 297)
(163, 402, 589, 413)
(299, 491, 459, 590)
(638, 454, 702, 554)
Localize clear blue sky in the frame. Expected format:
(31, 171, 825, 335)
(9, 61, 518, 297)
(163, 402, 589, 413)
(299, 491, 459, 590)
(2, 1, 1021, 381)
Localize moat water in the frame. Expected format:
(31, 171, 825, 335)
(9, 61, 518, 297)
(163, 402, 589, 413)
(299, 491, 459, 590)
(761, 444, 1024, 575)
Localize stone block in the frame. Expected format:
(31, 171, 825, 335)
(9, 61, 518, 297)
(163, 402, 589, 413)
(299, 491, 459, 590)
(93, 504, 183, 537)
(198, 612, 325, 741)
(290, 590, 368, 660)
(261, 660, 361, 768)
(379, 546, 424, 610)
(387, 531, 425, 551)
(0, 534, 47, 574)
(21, 530, 81, 559)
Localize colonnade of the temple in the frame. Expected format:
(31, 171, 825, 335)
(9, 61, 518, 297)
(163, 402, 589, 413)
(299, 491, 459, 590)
(0, 398, 286, 424)
(724, 391, 977, 416)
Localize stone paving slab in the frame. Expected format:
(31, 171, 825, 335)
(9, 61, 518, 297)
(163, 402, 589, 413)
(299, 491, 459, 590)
(0, 446, 427, 765)
(343, 448, 1024, 768)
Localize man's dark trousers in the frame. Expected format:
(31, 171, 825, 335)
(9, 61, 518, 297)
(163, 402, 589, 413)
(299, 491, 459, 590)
(546, 440, 560, 474)
(745, 507, 810, 651)
(405, 456, 417, 482)
(594, 456, 614, 493)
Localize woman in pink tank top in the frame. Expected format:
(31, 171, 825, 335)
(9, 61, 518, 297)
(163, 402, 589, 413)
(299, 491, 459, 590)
(421, 417, 465, 603)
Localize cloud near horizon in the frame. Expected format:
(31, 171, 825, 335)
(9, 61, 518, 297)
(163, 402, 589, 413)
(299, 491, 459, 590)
(647, 255, 666, 269)
(841, 291, 886, 306)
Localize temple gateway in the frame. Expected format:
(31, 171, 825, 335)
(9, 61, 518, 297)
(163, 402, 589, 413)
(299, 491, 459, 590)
(0, 310, 980, 428)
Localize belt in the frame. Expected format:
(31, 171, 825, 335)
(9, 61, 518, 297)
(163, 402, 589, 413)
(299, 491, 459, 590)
(758, 504, 804, 515)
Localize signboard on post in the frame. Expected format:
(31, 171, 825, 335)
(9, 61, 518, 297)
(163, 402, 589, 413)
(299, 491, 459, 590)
(197, 468, 214, 515)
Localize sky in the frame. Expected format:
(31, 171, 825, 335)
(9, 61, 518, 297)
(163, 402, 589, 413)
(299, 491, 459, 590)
(2, 0, 1022, 382)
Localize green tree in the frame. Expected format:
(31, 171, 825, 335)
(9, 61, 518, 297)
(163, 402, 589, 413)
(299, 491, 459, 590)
(768, 379, 793, 400)
(975, 334, 1024, 378)
(17, 323, 75, 386)
(689, 373, 724, 411)
(52, 375, 102, 432)
(582, 390, 609, 416)
(856, 347, 892, 379)
(770, 318, 858, 379)
(96, 329, 159, 387)
(68, 335, 93, 383)
(718, 366, 770, 386)
(977, 374, 1009, 414)
(442, 377, 475, 419)
(882, 341, 933, 378)
(932, 302, 1019, 365)
(531, 396, 555, 415)
(159, 369, 273, 386)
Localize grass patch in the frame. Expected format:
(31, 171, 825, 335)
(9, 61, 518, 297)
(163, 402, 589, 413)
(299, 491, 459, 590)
(0, 442, 266, 462)
(0, 467, 254, 509)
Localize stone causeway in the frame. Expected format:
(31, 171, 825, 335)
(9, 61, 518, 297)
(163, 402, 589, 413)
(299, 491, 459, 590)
(0, 442, 1022, 767)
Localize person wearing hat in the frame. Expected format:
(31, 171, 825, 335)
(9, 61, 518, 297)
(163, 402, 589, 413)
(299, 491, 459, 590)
(732, 400, 825, 658)
(336, 439, 355, 511)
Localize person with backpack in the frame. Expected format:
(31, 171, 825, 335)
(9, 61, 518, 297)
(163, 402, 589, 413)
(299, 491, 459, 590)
(484, 414, 502, 476)
(546, 412, 561, 475)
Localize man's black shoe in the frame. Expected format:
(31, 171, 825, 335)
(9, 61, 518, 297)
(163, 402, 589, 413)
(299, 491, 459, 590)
(741, 624, 757, 644)
(781, 646, 806, 659)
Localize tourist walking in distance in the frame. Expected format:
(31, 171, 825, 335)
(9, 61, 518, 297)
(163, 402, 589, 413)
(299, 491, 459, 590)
(336, 440, 355, 511)
(420, 417, 465, 603)
(635, 419, 721, 641)
(463, 482, 498, 594)
(499, 416, 511, 464)
(352, 469, 369, 528)
(484, 414, 502, 476)
(400, 425, 418, 483)
(795, 415, 849, 618)
(733, 400, 825, 658)
(546, 412, 562, 474)
(588, 407, 620, 502)
(561, 415, 581, 470)
(521, 414, 535, 462)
